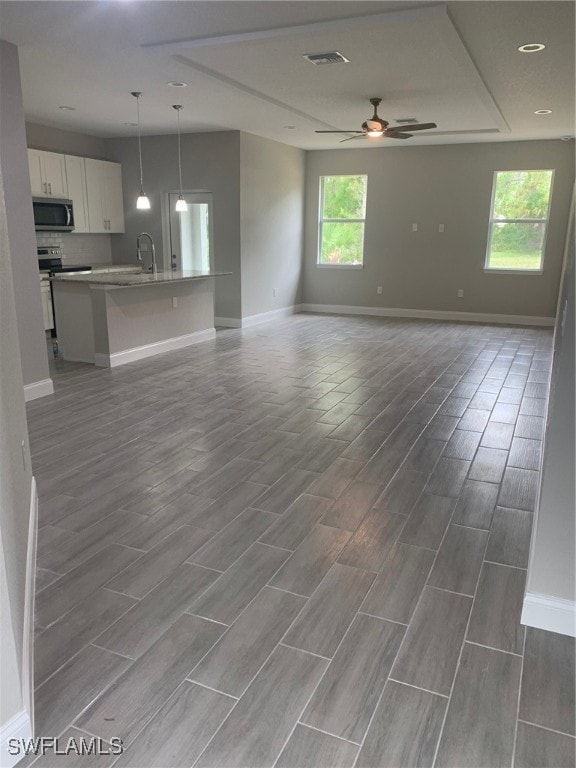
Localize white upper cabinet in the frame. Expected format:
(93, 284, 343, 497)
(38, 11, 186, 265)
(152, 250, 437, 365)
(64, 155, 89, 233)
(28, 149, 68, 198)
(85, 157, 125, 233)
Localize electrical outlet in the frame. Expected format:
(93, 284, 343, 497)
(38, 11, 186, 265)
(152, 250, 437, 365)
(412, 223, 418, 232)
(273, 288, 277, 297)
(457, 289, 464, 298)
(377, 286, 383, 295)
(172, 297, 178, 308)
(438, 223, 445, 232)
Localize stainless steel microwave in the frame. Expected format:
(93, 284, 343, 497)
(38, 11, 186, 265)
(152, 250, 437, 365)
(33, 197, 75, 232)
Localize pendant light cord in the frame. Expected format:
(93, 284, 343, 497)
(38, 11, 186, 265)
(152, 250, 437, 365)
(136, 94, 144, 192)
(177, 108, 183, 195)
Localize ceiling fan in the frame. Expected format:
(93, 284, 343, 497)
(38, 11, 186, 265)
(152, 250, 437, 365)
(316, 98, 437, 142)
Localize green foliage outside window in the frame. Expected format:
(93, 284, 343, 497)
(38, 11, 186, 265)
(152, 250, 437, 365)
(319, 175, 367, 265)
(487, 170, 553, 271)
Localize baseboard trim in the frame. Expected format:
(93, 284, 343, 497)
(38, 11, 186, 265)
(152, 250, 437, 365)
(242, 304, 303, 328)
(0, 710, 33, 768)
(23, 378, 54, 402)
(94, 329, 216, 368)
(521, 592, 576, 637)
(299, 304, 554, 327)
(215, 316, 242, 328)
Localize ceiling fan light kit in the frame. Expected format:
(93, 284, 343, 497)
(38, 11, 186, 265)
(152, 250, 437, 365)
(316, 97, 437, 143)
(131, 91, 151, 210)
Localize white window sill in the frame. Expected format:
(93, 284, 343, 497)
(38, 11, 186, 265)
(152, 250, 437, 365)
(484, 268, 543, 275)
(316, 263, 364, 270)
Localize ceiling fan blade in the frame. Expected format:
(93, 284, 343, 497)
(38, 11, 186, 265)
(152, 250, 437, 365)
(339, 134, 367, 143)
(315, 130, 364, 134)
(384, 132, 412, 139)
(387, 122, 437, 133)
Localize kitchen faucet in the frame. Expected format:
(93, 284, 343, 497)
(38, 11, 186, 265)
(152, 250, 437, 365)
(136, 232, 157, 274)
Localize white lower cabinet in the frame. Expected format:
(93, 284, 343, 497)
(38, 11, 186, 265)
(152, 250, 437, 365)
(41, 283, 54, 331)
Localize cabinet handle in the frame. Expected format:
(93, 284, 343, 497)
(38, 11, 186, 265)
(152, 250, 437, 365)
(48, 183, 52, 195)
(43, 182, 47, 194)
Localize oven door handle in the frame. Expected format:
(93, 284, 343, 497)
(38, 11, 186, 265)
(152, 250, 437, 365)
(66, 205, 71, 227)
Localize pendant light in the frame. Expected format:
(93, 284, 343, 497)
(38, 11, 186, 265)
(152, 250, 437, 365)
(173, 104, 187, 212)
(131, 91, 150, 210)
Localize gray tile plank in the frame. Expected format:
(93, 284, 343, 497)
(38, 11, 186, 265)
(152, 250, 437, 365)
(398, 494, 455, 550)
(468, 447, 508, 484)
(435, 643, 521, 768)
(356, 680, 447, 768)
(390, 586, 472, 695)
(189, 508, 277, 571)
(283, 563, 375, 658)
(320, 481, 382, 531)
(96, 563, 218, 658)
(118, 496, 214, 549)
(514, 414, 545, 440)
(342, 429, 389, 462)
(427, 525, 488, 596)
(275, 725, 358, 768)
(452, 479, 499, 530)
(34, 644, 131, 737)
(424, 457, 470, 498)
(259, 494, 333, 550)
(247, 448, 303, 486)
(195, 645, 328, 768)
(373, 468, 428, 516)
(423, 414, 460, 442)
(106, 525, 215, 598)
(361, 543, 435, 624)
(519, 627, 576, 735)
(191, 542, 289, 624)
(480, 421, 515, 450)
(508, 437, 542, 470)
(190, 586, 305, 697)
(297, 437, 349, 473)
(458, 408, 491, 432)
(485, 507, 533, 568)
(337, 510, 406, 573)
(467, 563, 525, 654)
(356, 447, 405, 487)
(498, 467, 539, 511)
(188, 481, 269, 531)
(270, 525, 351, 596)
(403, 438, 446, 475)
(78, 614, 224, 744)
(192, 457, 264, 499)
(35, 588, 136, 687)
(252, 468, 319, 513)
(113, 682, 234, 768)
(307, 457, 364, 499)
(514, 722, 576, 768)
(490, 402, 520, 424)
(302, 614, 405, 743)
(443, 429, 482, 461)
(36, 545, 142, 629)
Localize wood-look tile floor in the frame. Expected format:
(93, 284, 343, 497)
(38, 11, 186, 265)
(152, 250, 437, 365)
(26, 314, 575, 768)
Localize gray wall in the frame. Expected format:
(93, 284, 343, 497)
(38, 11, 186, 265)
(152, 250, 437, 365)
(526, 191, 575, 605)
(303, 140, 575, 318)
(26, 121, 108, 159)
(240, 133, 304, 318)
(0, 41, 50, 388)
(0, 154, 34, 728)
(105, 131, 242, 320)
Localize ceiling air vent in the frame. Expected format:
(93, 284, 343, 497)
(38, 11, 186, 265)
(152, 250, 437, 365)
(303, 51, 350, 65)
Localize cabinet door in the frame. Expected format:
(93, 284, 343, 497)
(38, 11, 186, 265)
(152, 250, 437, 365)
(41, 284, 54, 330)
(42, 151, 68, 197)
(65, 155, 89, 233)
(28, 149, 45, 195)
(84, 158, 106, 232)
(101, 160, 125, 233)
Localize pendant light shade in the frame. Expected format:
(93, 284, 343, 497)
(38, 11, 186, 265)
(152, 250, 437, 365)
(131, 91, 150, 210)
(173, 104, 187, 213)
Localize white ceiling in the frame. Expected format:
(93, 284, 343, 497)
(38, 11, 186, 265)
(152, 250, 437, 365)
(0, 0, 573, 149)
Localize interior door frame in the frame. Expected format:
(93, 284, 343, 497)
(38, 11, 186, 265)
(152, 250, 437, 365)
(161, 190, 213, 273)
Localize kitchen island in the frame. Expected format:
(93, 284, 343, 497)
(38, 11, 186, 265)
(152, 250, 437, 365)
(50, 270, 230, 367)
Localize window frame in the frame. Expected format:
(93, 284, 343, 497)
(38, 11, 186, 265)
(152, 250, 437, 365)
(317, 174, 368, 269)
(484, 169, 554, 275)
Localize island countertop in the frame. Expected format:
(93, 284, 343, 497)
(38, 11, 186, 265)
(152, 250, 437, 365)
(50, 269, 231, 289)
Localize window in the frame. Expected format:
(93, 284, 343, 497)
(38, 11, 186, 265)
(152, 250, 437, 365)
(485, 170, 554, 272)
(318, 175, 367, 266)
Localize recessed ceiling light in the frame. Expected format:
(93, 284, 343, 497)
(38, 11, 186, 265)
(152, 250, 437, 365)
(561, 136, 573, 141)
(534, 109, 552, 115)
(58, 105, 75, 111)
(168, 81, 187, 87)
(123, 122, 138, 126)
(518, 43, 545, 52)
(284, 125, 296, 130)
